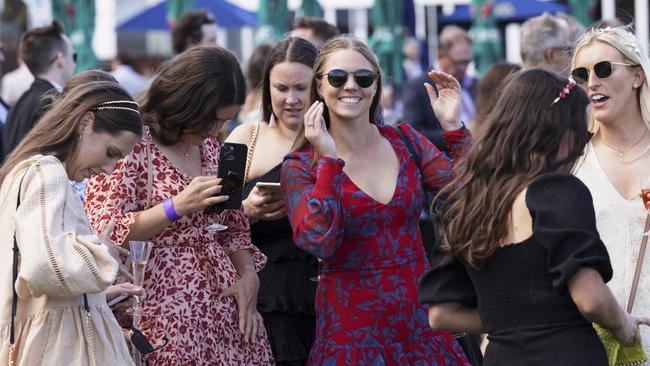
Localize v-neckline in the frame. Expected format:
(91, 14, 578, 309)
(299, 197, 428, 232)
(340, 127, 402, 206)
(148, 131, 209, 181)
(587, 141, 640, 202)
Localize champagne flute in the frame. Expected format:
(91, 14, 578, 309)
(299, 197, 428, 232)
(129, 241, 153, 322)
(641, 174, 650, 236)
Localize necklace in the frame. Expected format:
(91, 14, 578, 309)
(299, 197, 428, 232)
(600, 128, 649, 160)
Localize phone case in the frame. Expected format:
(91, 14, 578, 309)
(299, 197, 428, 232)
(215, 142, 248, 210)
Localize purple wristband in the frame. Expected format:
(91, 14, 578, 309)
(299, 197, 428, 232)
(162, 198, 181, 222)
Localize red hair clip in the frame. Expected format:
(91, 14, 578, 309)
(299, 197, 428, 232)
(551, 78, 577, 106)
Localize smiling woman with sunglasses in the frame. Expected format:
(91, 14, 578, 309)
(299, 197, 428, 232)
(281, 34, 472, 365)
(572, 26, 650, 354)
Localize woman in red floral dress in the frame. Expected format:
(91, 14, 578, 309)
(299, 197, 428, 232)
(84, 47, 273, 365)
(282, 35, 470, 365)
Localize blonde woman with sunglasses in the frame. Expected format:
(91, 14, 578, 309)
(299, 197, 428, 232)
(281, 35, 471, 365)
(572, 26, 650, 353)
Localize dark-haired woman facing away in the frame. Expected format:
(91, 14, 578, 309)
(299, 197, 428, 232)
(84, 47, 273, 365)
(419, 69, 650, 366)
(0, 81, 142, 365)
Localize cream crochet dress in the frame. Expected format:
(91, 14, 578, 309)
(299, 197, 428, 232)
(574, 141, 650, 355)
(0, 155, 133, 366)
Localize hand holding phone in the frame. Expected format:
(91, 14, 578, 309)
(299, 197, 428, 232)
(205, 142, 248, 213)
(244, 182, 286, 222)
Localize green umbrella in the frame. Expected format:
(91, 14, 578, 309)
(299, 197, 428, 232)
(257, 0, 289, 43)
(300, 0, 322, 18)
(51, 0, 98, 72)
(368, 0, 404, 88)
(468, 0, 503, 75)
(569, 0, 595, 27)
(167, 0, 196, 26)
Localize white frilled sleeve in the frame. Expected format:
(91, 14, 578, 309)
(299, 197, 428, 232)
(12, 156, 118, 298)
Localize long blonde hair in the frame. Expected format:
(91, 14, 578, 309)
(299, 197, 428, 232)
(0, 81, 142, 184)
(291, 35, 383, 158)
(571, 26, 650, 132)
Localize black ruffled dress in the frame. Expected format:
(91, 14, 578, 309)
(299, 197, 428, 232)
(244, 164, 318, 366)
(419, 173, 613, 366)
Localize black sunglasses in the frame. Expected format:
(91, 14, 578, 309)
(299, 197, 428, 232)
(318, 69, 376, 88)
(116, 312, 168, 354)
(571, 60, 637, 84)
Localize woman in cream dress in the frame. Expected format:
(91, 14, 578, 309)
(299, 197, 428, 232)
(572, 26, 650, 353)
(0, 81, 142, 365)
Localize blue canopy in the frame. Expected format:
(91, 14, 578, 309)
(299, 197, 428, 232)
(439, 0, 571, 24)
(118, 0, 259, 31)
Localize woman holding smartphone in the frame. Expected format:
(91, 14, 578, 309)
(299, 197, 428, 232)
(225, 37, 319, 366)
(84, 47, 273, 365)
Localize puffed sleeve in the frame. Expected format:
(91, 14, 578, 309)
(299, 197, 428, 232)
(527, 173, 613, 293)
(85, 139, 146, 245)
(14, 156, 118, 298)
(281, 149, 346, 259)
(418, 247, 477, 307)
(398, 123, 471, 194)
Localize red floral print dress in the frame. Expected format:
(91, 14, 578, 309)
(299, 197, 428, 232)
(84, 127, 273, 365)
(281, 124, 472, 365)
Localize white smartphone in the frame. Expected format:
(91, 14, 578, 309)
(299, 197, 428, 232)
(107, 293, 132, 307)
(255, 182, 282, 194)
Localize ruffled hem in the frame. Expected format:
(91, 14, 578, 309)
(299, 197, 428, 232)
(307, 334, 471, 366)
(257, 238, 316, 262)
(257, 294, 315, 314)
(268, 334, 310, 363)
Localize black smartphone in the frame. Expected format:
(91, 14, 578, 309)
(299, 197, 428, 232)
(214, 142, 247, 210)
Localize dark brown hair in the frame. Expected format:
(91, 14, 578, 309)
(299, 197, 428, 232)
(139, 46, 245, 145)
(172, 9, 216, 54)
(293, 17, 340, 45)
(436, 69, 590, 269)
(291, 35, 382, 156)
(261, 37, 318, 124)
(474, 63, 521, 135)
(20, 20, 67, 75)
(246, 43, 273, 91)
(0, 81, 142, 184)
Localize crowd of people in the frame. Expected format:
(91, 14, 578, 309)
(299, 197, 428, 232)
(1, 8, 650, 366)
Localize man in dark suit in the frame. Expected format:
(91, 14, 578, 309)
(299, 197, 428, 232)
(3, 21, 76, 157)
(402, 26, 477, 154)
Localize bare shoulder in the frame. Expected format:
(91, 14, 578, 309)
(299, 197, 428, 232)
(225, 122, 258, 145)
(504, 188, 533, 246)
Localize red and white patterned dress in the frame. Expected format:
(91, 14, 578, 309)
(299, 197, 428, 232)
(84, 127, 273, 365)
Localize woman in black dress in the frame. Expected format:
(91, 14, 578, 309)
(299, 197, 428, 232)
(418, 69, 650, 365)
(225, 37, 319, 366)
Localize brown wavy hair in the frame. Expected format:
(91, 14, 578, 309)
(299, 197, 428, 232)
(0, 81, 142, 184)
(435, 69, 590, 269)
(291, 35, 382, 157)
(139, 46, 246, 145)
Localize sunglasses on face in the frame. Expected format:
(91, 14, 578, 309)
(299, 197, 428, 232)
(116, 312, 168, 354)
(318, 69, 376, 88)
(570, 60, 637, 84)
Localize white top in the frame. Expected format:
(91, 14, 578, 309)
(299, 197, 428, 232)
(0, 155, 133, 365)
(110, 65, 150, 99)
(574, 141, 650, 354)
(0, 64, 34, 107)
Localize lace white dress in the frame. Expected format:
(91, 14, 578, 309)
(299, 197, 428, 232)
(574, 141, 650, 354)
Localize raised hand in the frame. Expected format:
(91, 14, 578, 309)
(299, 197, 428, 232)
(304, 101, 336, 157)
(425, 70, 464, 131)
